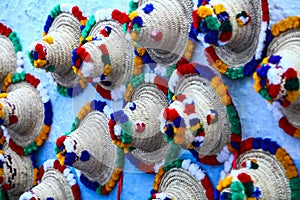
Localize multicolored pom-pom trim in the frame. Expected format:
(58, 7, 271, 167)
(0, 72, 53, 156)
(167, 62, 242, 165)
(0, 23, 24, 70)
(148, 158, 214, 200)
(19, 159, 81, 200)
(55, 100, 125, 195)
(215, 137, 300, 200)
(28, 4, 88, 98)
(253, 55, 299, 107)
(201, 0, 270, 79)
(0, 132, 39, 190)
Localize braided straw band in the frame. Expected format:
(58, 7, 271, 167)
(149, 158, 214, 200)
(1, 144, 35, 199)
(80, 20, 133, 91)
(174, 75, 230, 156)
(130, 0, 194, 66)
(110, 83, 169, 165)
(20, 159, 81, 200)
(56, 100, 124, 195)
(0, 35, 17, 83)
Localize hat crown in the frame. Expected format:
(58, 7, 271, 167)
(0, 35, 17, 83)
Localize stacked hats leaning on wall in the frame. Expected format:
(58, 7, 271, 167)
(0, 0, 300, 199)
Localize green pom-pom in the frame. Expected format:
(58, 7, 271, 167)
(243, 182, 254, 197)
(166, 65, 176, 78)
(284, 79, 300, 91)
(96, 185, 103, 195)
(230, 181, 245, 192)
(130, 73, 145, 88)
(205, 16, 220, 31)
(46, 65, 56, 72)
(54, 145, 60, 154)
(220, 20, 233, 32)
(290, 177, 300, 200)
(259, 88, 273, 101)
(231, 192, 245, 200)
(28, 51, 35, 65)
(122, 23, 128, 33)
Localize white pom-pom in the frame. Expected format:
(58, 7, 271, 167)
(44, 159, 55, 171)
(19, 192, 34, 200)
(64, 138, 75, 153)
(195, 169, 205, 181)
(42, 95, 50, 103)
(267, 67, 281, 85)
(66, 173, 75, 182)
(81, 62, 94, 78)
(63, 168, 71, 177)
(181, 159, 191, 170)
(114, 124, 122, 136)
(68, 178, 77, 186)
(60, 3, 73, 13)
(188, 163, 199, 176)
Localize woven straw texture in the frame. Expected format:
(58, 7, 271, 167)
(234, 149, 291, 199)
(134, 0, 194, 66)
(267, 28, 300, 127)
(0, 35, 17, 84)
(158, 168, 208, 199)
(29, 168, 74, 200)
(122, 83, 169, 164)
(1, 82, 44, 147)
(38, 12, 82, 88)
(2, 144, 34, 199)
(210, 0, 262, 68)
(174, 74, 231, 156)
(67, 111, 117, 185)
(83, 20, 133, 91)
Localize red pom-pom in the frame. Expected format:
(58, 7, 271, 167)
(279, 117, 297, 136)
(56, 135, 67, 147)
(201, 176, 212, 189)
(72, 6, 80, 15)
(37, 166, 45, 181)
(35, 43, 44, 52)
(219, 32, 232, 42)
(31, 77, 40, 88)
(267, 84, 281, 98)
(231, 134, 241, 143)
(111, 9, 121, 20)
(100, 29, 109, 37)
(239, 138, 253, 154)
(199, 155, 220, 165)
(283, 68, 298, 80)
(177, 63, 197, 75)
(101, 186, 109, 195)
(9, 115, 18, 124)
(2, 184, 11, 190)
(95, 84, 112, 100)
(4, 27, 12, 37)
(184, 104, 196, 115)
(205, 187, 214, 200)
(205, 46, 218, 63)
(163, 108, 179, 121)
(192, 10, 201, 30)
(176, 57, 189, 68)
(154, 76, 168, 94)
(237, 172, 253, 183)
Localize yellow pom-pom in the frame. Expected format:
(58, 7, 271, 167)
(73, 66, 79, 74)
(213, 4, 226, 15)
(286, 90, 300, 104)
(42, 32, 47, 37)
(43, 35, 54, 44)
(0, 93, 8, 98)
(129, 11, 139, 20)
(271, 24, 280, 37)
(197, 5, 213, 18)
(136, 48, 146, 56)
(86, 36, 93, 42)
(103, 64, 111, 76)
(222, 176, 233, 188)
(294, 129, 300, 138)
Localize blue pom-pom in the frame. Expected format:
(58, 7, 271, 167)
(46, 198, 54, 200)
(253, 137, 262, 149)
(0, 119, 5, 125)
(129, 102, 136, 111)
(268, 141, 279, 155)
(217, 12, 229, 23)
(243, 56, 259, 76)
(142, 3, 154, 14)
(259, 79, 267, 87)
(33, 51, 38, 60)
(80, 150, 90, 161)
(268, 55, 282, 64)
(64, 152, 77, 166)
(97, 100, 107, 112)
(204, 30, 219, 45)
(230, 141, 240, 149)
(132, 16, 143, 27)
(256, 64, 270, 78)
(261, 138, 271, 151)
(119, 113, 129, 123)
(90, 100, 96, 110)
(81, 174, 99, 191)
(173, 116, 184, 128)
(214, 189, 220, 200)
(142, 52, 155, 64)
(112, 110, 124, 122)
(150, 189, 156, 195)
(164, 124, 174, 137)
(105, 26, 112, 33)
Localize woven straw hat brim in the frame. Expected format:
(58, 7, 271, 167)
(2, 144, 34, 198)
(41, 12, 82, 88)
(83, 20, 133, 91)
(0, 35, 17, 83)
(158, 168, 209, 199)
(174, 74, 231, 156)
(122, 83, 169, 164)
(68, 111, 117, 185)
(211, 0, 263, 68)
(235, 149, 291, 199)
(2, 82, 44, 148)
(135, 0, 194, 66)
(267, 28, 300, 127)
(29, 168, 74, 199)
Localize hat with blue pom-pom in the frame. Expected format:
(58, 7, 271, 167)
(55, 100, 125, 195)
(72, 9, 134, 101)
(28, 3, 88, 97)
(0, 23, 23, 84)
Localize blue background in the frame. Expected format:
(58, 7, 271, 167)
(1, 0, 300, 199)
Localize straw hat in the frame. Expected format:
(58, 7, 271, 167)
(253, 16, 300, 138)
(115, 0, 194, 66)
(19, 159, 81, 200)
(55, 100, 125, 195)
(29, 3, 87, 97)
(0, 23, 23, 84)
(0, 143, 37, 200)
(215, 137, 300, 199)
(0, 72, 53, 155)
(195, 0, 270, 79)
(163, 62, 242, 165)
(110, 83, 170, 172)
(149, 158, 214, 200)
(72, 9, 134, 101)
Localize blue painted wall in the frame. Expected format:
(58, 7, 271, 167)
(1, 0, 300, 199)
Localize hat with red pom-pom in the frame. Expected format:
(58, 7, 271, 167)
(194, 0, 270, 79)
(0, 142, 38, 200)
(162, 63, 241, 165)
(19, 159, 81, 200)
(149, 158, 214, 200)
(55, 100, 125, 195)
(0, 23, 23, 84)
(109, 83, 171, 173)
(72, 9, 134, 101)
(114, 0, 194, 66)
(28, 3, 88, 97)
(215, 137, 300, 199)
(253, 16, 300, 138)
(0, 72, 53, 156)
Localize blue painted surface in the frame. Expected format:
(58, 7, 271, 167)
(1, 0, 300, 199)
